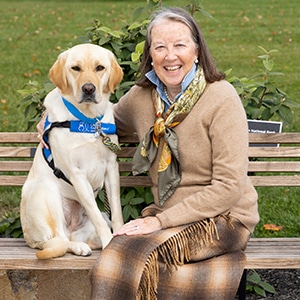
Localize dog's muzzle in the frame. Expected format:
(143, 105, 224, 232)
(80, 83, 96, 103)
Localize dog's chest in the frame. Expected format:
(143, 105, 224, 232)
(50, 131, 116, 183)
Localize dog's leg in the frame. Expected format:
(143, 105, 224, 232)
(70, 217, 106, 250)
(21, 177, 93, 258)
(21, 179, 71, 259)
(104, 159, 124, 232)
(69, 174, 113, 249)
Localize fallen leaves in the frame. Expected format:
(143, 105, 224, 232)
(23, 69, 40, 78)
(1, 99, 8, 116)
(263, 224, 283, 231)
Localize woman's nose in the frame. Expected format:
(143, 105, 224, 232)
(165, 47, 177, 60)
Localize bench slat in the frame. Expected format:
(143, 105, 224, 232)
(0, 132, 39, 143)
(118, 161, 134, 172)
(118, 147, 138, 158)
(0, 175, 153, 187)
(248, 161, 300, 173)
(248, 146, 300, 158)
(250, 175, 300, 186)
(2, 175, 300, 187)
(0, 252, 99, 270)
(1, 132, 300, 144)
(0, 161, 33, 172)
(249, 132, 300, 144)
(0, 176, 28, 186)
(0, 238, 98, 270)
(1, 158, 300, 174)
(0, 147, 35, 158)
(2, 161, 300, 177)
(120, 176, 152, 187)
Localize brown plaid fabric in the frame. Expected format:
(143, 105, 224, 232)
(90, 215, 249, 300)
(156, 251, 245, 300)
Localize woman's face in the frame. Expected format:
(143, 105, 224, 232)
(150, 19, 198, 94)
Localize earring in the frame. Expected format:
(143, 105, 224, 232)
(195, 59, 199, 64)
(151, 62, 153, 66)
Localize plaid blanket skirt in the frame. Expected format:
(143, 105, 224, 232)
(90, 214, 249, 300)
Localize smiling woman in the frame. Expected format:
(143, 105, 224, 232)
(90, 6, 258, 300)
(1, 1, 299, 298)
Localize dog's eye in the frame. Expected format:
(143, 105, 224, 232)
(96, 65, 105, 72)
(71, 66, 81, 72)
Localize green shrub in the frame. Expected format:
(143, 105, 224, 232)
(227, 46, 299, 124)
(246, 270, 276, 297)
(0, 210, 23, 238)
(82, 18, 149, 103)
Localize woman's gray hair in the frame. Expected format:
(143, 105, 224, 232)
(146, 8, 199, 46)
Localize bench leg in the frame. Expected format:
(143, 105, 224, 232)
(237, 269, 247, 300)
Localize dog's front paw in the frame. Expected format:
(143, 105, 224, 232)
(69, 242, 92, 256)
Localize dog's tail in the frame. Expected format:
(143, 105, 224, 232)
(36, 237, 68, 259)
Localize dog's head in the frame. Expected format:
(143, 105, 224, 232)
(49, 44, 123, 104)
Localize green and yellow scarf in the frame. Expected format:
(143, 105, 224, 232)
(132, 67, 207, 205)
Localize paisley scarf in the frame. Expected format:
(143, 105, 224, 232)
(132, 67, 207, 205)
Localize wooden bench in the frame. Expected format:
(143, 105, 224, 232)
(1, 131, 300, 299)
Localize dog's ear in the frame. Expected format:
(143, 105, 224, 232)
(105, 54, 124, 94)
(49, 51, 71, 94)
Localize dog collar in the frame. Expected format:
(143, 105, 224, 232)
(60, 97, 120, 153)
(62, 97, 104, 124)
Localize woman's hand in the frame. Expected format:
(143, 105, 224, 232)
(37, 112, 48, 149)
(113, 216, 162, 236)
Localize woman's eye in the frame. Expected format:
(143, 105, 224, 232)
(71, 66, 81, 71)
(96, 65, 105, 72)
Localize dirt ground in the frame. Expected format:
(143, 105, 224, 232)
(245, 269, 300, 300)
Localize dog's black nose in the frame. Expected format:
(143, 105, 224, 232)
(82, 83, 96, 95)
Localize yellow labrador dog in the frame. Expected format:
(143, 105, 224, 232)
(20, 44, 124, 259)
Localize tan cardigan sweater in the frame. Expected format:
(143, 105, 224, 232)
(114, 80, 259, 233)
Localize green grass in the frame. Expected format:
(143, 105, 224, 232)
(254, 187, 300, 237)
(0, 0, 299, 237)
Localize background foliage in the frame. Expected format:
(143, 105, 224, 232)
(1, 2, 299, 296)
(16, 0, 299, 128)
(1, 0, 299, 239)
